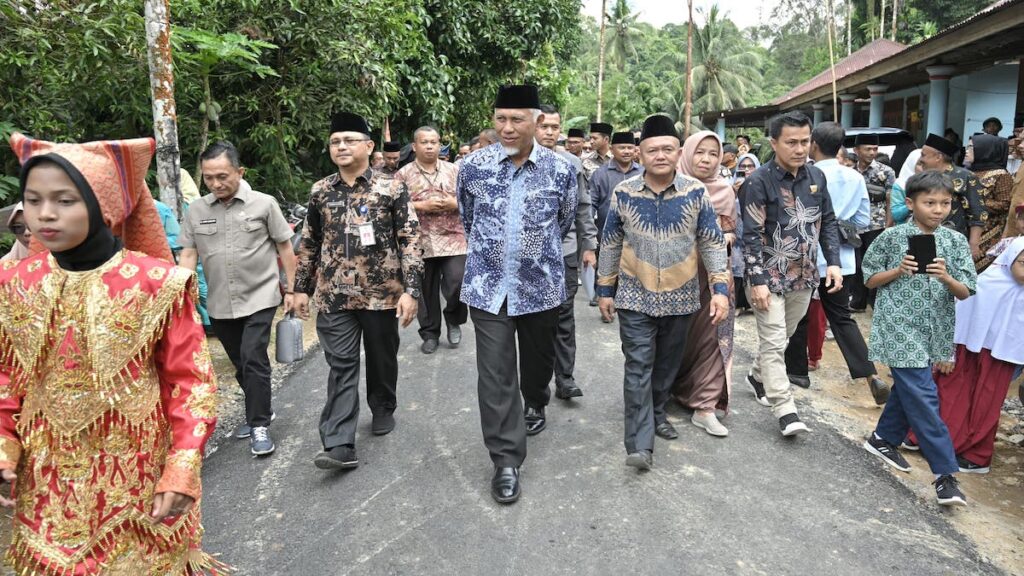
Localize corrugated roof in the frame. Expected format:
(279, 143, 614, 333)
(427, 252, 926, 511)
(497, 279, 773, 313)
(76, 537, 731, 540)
(772, 39, 907, 106)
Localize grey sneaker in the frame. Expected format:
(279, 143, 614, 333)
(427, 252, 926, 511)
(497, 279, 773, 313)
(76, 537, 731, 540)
(250, 426, 276, 456)
(234, 411, 276, 439)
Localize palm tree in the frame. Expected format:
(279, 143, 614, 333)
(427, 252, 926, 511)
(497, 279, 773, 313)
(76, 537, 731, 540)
(605, 0, 642, 72)
(689, 5, 764, 115)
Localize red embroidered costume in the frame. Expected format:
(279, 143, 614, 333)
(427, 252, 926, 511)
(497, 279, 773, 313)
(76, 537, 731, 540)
(0, 134, 225, 574)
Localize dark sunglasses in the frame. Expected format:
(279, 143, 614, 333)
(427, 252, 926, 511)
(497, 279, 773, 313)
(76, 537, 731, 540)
(9, 225, 26, 235)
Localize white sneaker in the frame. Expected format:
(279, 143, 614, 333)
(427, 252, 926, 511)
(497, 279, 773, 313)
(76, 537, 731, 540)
(691, 410, 729, 437)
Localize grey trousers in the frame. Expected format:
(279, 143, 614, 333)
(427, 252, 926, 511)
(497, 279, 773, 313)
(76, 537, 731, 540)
(470, 302, 559, 467)
(553, 260, 580, 388)
(618, 309, 691, 454)
(316, 309, 399, 449)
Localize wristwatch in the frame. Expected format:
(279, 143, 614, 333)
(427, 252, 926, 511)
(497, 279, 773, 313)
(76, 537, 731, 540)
(405, 286, 421, 299)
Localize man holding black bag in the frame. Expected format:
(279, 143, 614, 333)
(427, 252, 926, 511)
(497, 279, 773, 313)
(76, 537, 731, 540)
(849, 133, 895, 311)
(784, 123, 891, 404)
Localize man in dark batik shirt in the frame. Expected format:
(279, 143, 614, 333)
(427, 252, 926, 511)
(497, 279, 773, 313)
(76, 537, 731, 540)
(293, 112, 424, 471)
(740, 112, 843, 438)
(918, 133, 986, 255)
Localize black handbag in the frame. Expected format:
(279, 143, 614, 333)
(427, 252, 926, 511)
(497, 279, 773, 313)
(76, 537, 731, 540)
(837, 220, 862, 248)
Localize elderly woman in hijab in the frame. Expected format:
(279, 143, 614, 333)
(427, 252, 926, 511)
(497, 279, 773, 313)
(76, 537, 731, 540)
(0, 134, 225, 574)
(671, 131, 736, 437)
(730, 153, 759, 311)
(968, 134, 1013, 271)
(1, 202, 31, 261)
(920, 236, 1024, 473)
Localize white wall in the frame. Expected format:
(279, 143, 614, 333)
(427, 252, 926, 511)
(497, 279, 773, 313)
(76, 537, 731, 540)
(961, 62, 1020, 140)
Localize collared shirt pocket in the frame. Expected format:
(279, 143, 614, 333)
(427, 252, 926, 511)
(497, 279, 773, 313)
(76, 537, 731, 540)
(525, 189, 560, 228)
(193, 223, 219, 255)
(240, 216, 266, 234)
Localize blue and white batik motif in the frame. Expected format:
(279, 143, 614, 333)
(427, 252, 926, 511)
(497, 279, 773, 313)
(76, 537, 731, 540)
(458, 142, 578, 316)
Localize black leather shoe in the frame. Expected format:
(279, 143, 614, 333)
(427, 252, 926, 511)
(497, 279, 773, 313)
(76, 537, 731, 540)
(371, 413, 395, 436)
(314, 445, 358, 470)
(447, 325, 462, 347)
(491, 466, 521, 504)
(868, 376, 891, 405)
(555, 380, 583, 400)
(625, 450, 653, 470)
(421, 339, 439, 355)
(589, 297, 599, 307)
(655, 421, 678, 440)
(524, 406, 546, 436)
(788, 374, 811, 389)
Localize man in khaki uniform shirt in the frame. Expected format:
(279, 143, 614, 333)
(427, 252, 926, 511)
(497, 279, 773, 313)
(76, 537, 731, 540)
(180, 141, 297, 457)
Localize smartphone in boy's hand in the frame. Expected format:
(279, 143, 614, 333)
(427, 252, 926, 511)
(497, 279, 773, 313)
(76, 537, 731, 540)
(907, 234, 936, 274)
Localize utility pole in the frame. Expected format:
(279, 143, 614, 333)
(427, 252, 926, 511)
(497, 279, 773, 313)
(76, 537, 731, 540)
(683, 0, 694, 138)
(597, 0, 608, 122)
(144, 0, 183, 218)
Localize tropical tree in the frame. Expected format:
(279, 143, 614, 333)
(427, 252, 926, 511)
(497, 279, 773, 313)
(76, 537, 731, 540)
(604, 0, 641, 72)
(689, 5, 764, 114)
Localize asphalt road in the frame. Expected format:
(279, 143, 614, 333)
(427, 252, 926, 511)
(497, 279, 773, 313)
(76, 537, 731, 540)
(200, 292, 1005, 576)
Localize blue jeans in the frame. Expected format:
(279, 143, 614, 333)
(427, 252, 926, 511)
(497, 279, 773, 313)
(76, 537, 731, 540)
(875, 366, 958, 475)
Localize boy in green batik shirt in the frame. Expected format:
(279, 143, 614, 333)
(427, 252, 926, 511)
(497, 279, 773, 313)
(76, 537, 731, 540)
(860, 170, 977, 507)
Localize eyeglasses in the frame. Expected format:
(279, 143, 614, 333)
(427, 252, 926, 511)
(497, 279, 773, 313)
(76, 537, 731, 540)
(328, 137, 371, 148)
(9, 225, 26, 235)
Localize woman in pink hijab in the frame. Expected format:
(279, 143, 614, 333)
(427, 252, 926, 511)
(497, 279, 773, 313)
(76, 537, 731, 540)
(672, 131, 737, 437)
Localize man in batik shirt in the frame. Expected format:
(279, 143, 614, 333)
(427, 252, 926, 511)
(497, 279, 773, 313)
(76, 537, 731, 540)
(293, 112, 423, 471)
(395, 126, 466, 355)
(740, 112, 843, 438)
(918, 133, 987, 253)
(458, 85, 577, 505)
(582, 122, 614, 178)
(849, 133, 896, 310)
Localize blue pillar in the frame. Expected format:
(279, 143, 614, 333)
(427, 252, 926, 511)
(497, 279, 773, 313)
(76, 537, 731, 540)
(812, 104, 825, 126)
(867, 83, 888, 128)
(715, 116, 726, 140)
(926, 65, 956, 137)
(840, 94, 856, 128)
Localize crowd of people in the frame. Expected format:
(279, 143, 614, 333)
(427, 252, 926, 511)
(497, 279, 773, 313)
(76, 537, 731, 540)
(0, 81, 1022, 572)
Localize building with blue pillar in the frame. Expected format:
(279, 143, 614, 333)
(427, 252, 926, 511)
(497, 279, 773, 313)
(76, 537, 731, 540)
(702, 2, 1024, 150)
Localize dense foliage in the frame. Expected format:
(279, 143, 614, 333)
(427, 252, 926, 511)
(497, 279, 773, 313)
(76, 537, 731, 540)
(0, 0, 582, 203)
(0, 0, 993, 205)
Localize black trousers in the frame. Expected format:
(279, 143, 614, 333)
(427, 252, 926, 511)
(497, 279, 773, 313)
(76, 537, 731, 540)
(849, 229, 883, 310)
(618, 310, 691, 454)
(470, 303, 559, 467)
(785, 277, 876, 379)
(210, 306, 276, 428)
(734, 275, 750, 310)
(316, 309, 399, 449)
(553, 260, 580, 387)
(417, 255, 468, 341)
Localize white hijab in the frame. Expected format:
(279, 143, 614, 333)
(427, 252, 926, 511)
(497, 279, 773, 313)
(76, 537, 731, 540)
(954, 236, 1024, 364)
(896, 149, 921, 190)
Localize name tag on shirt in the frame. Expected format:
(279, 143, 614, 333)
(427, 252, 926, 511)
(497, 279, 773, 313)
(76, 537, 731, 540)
(327, 201, 346, 208)
(199, 219, 217, 225)
(358, 223, 375, 246)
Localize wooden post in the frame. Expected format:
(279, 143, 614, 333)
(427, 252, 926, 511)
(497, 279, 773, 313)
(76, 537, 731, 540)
(144, 0, 183, 218)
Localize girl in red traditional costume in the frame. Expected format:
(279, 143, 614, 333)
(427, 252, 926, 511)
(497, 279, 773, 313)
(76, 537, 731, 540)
(0, 134, 227, 574)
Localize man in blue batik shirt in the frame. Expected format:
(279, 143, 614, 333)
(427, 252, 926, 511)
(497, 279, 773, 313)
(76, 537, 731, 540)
(457, 84, 577, 505)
